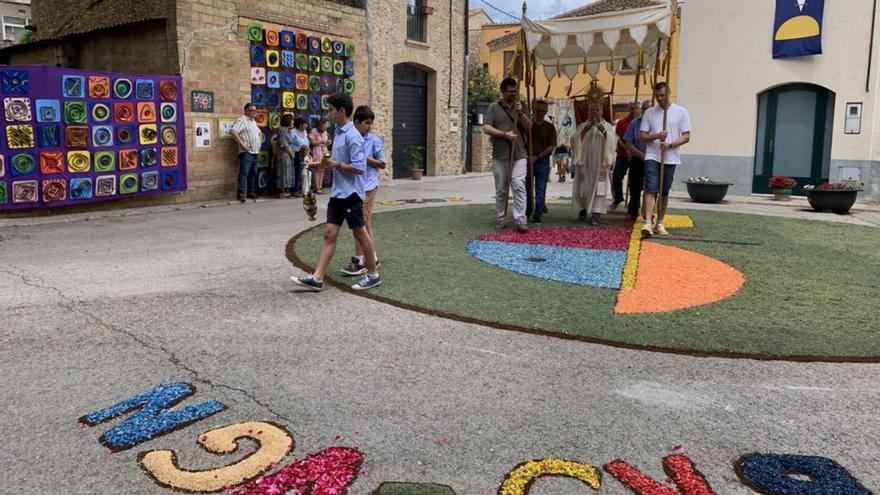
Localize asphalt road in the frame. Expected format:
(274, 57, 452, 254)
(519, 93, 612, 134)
(2, 175, 878, 494)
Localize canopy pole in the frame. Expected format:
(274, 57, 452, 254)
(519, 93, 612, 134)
(503, 2, 528, 220)
(634, 49, 643, 103)
(523, 0, 536, 219)
(609, 76, 616, 119)
(656, 20, 676, 229)
(652, 38, 662, 105)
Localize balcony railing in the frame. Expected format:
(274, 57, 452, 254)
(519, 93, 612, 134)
(407, 1, 427, 42)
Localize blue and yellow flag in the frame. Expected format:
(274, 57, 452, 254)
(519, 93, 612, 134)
(773, 0, 824, 58)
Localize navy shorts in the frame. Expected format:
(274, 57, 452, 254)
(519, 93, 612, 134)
(644, 160, 677, 196)
(326, 193, 365, 229)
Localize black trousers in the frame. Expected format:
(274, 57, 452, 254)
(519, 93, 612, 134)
(627, 157, 645, 219)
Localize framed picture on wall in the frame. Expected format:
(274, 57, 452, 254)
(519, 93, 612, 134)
(194, 121, 212, 148)
(218, 118, 236, 139)
(191, 91, 215, 113)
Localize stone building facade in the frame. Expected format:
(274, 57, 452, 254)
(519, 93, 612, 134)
(0, 0, 468, 213)
(0, 0, 32, 48)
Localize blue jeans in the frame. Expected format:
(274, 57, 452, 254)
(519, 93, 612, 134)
(612, 157, 630, 204)
(237, 152, 258, 197)
(644, 160, 677, 196)
(531, 158, 550, 222)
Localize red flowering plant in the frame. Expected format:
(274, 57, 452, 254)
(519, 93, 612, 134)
(768, 175, 797, 189)
(803, 180, 864, 191)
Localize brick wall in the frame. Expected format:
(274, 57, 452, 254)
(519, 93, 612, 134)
(1, 0, 467, 216)
(370, 0, 467, 178)
(177, 0, 467, 198)
(173, 0, 369, 201)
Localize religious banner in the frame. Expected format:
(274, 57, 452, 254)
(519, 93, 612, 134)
(773, 0, 824, 59)
(0, 65, 186, 211)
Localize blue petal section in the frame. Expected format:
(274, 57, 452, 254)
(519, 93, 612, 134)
(468, 240, 625, 289)
(738, 453, 871, 495)
(81, 382, 225, 452)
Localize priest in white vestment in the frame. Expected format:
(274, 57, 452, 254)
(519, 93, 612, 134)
(571, 88, 617, 226)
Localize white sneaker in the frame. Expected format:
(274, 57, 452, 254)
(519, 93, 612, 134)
(640, 223, 653, 238)
(655, 223, 670, 236)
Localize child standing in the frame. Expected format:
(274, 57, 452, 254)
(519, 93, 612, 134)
(309, 119, 331, 194)
(291, 94, 382, 292)
(342, 106, 385, 276)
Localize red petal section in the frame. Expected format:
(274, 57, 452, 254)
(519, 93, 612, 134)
(477, 227, 630, 251)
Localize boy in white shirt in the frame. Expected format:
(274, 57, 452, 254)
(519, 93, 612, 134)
(342, 105, 386, 276)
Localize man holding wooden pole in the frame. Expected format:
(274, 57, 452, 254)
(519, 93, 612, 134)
(483, 77, 532, 233)
(639, 81, 691, 238)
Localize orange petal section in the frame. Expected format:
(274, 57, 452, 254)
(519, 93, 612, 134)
(615, 242, 745, 314)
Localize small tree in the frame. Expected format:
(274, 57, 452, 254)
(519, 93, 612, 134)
(468, 62, 500, 120)
(18, 25, 36, 44)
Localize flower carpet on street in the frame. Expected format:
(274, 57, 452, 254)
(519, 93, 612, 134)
(467, 227, 630, 289)
(78, 383, 874, 495)
(288, 204, 880, 359)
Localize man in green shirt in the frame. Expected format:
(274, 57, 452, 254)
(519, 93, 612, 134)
(483, 78, 533, 232)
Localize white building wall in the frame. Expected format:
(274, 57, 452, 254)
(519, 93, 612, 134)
(676, 0, 880, 201)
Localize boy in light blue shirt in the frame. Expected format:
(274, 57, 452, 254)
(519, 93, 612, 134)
(291, 94, 382, 292)
(342, 105, 387, 276)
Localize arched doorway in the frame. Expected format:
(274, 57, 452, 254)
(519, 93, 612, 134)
(754, 84, 834, 194)
(392, 63, 428, 179)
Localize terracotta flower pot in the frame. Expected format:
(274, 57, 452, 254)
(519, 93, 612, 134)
(771, 188, 792, 201)
(806, 189, 859, 214)
(411, 169, 424, 180)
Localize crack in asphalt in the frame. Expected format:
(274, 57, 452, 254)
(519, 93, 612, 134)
(0, 265, 295, 425)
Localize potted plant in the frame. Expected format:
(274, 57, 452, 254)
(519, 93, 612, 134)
(404, 144, 426, 180)
(768, 175, 797, 201)
(683, 176, 733, 203)
(803, 181, 863, 214)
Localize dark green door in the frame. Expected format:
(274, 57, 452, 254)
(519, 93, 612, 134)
(754, 84, 833, 194)
(392, 64, 428, 179)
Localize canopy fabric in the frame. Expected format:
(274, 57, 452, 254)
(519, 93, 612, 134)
(521, 0, 675, 80)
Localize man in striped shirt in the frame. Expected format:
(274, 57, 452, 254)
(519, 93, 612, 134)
(231, 103, 263, 203)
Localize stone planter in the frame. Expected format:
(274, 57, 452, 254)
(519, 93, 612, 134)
(684, 181, 732, 204)
(411, 169, 424, 180)
(771, 188, 792, 201)
(806, 189, 860, 214)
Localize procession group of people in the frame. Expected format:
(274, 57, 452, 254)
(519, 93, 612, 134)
(485, 78, 691, 238)
(225, 78, 691, 295)
(230, 94, 387, 292)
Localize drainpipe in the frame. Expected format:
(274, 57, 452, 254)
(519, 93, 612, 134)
(462, 0, 470, 171)
(868, 0, 877, 93)
(365, 0, 375, 106)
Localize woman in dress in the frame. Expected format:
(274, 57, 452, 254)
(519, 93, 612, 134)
(274, 113, 296, 198)
(309, 119, 331, 194)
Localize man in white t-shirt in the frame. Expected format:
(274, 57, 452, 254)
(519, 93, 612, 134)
(639, 82, 691, 237)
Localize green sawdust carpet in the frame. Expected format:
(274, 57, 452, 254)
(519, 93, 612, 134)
(287, 204, 880, 361)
